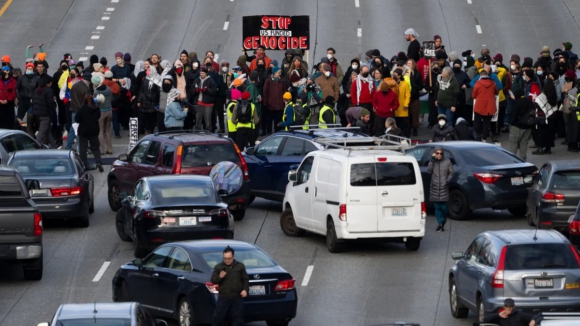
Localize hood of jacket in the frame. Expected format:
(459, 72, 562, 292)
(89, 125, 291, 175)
(478, 77, 496, 88)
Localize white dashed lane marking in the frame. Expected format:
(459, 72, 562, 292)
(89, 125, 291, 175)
(102, 16, 110, 20)
(301, 265, 314, 286)
(97, 26, 105, 30)
(476, 25, 482, 34)
(85, 46, 94, 50)
(92, 261, 111, 282)
(355, 0, 360, 7)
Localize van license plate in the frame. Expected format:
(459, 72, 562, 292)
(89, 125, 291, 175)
(511, 177, 524, 186)
(179, 217, 197, 226)
(392, 208, 407, 216)
(534, 278, 553, 288)
(249, 285, 266, 295)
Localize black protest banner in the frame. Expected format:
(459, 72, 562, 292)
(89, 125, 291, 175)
(243, 15, 310, 50)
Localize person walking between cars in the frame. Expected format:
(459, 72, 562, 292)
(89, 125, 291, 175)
(75, 94, 104, 172)
(475, 298, 537, 326)
(231, 91, 258, 150)
(428, 147, 453, 232)
(211, 246, 249, 326)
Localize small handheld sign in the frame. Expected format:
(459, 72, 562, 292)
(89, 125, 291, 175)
(129, 118, 139, 150)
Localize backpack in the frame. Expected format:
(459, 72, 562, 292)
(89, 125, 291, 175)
(519, 104, 536, 127)
(236, 100, 252, 124)
(293, 104, 310, 124)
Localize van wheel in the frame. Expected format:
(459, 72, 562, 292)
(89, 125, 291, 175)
(404, 237, 421, 251)
(22, 253, 43, 281)
(449, 278, 469, 318)
(448, 190, 471, 220)
(326, 219, 345, 253)
(508, 206, 526, 216)
(280, 208, 305, 237)
(108, 179, 122, 212)
(232, 209, 245, 221)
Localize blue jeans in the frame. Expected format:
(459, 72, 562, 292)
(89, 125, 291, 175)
(433, 201, 448, 225)
(65, 112, 77, 150)
(504, 98, 515, 125)
(438, 106, 453, 124)
(213, 297, 244, 326)
(112, 110, 120, 137)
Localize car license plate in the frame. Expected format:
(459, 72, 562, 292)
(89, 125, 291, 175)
(161, 217, 176, 225)
(392, 208, 407, 216)
(30, 189, 49, 197)
(198, 216, 212, 222)
(511, 177, 524, 186)
(534, 278, 553, 288)
(179, 217, 197, 226)
(249, 285, 266, 296)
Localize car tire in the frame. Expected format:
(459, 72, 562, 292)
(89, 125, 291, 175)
(404, 237, 421, 251)
(76, 206, 90, 228)
(326, 219, 345, 253)
(89, 195, 95, 214)
(177, 296, 194, 326)
(248, 195, 256, 205)
(449, 278, 469, 318)
(266, 320, 289, 326)
(22, 253, 43, 281)
(477, 297, 485, 323)
(116, 210, 132, 242)
(108, 179, 122, 212)
(232, 209, 245, 221)
(508, 206, 526, 217)
(448, 190, 471, 220)
(133, 231, 148, 258)
(280, 208, 305, 237)
(115, 280, 130, 302)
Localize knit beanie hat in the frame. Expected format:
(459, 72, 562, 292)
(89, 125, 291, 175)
(448, 51, 459, 62)
(436, 51, 448, 60)
(231, 88, 241, 100)
(564, 42, 573, 51)
(461, 50, 473, 57)
(510, 54, 521, 63)
(522, 57, 533, 69)
(365, 49, 374, 58)
(565, 70, 575, 80)
(241, 91, 251, 100)
(371, 49, 381, 57)
(437, 114, 447, 121)
(271, 60, 278, 67)
(1, 55, 10, 63)
(553, 49, 563, 57)
(283, 92, 292, 101)
(322, 64, 331, 72)
(124, 53, 131, 61)
(114, 52, 123, 59)
(189, 52, 198, 62)
(360, 108, 370, 117)
(82, 70, 92, 81)
(100, 56, 107, 66)
(25, 62, 34, 69)
(541, 46, 550, 58)
(493, 53, 503, 63)
(93, 63, 103, 71)
(233, 78, 243, 87)
(523, 69, 534, 79)
(397, 52, 407, 61)
(91, 75, 101, 86)
(90, 54, 99, 64)
(289, 71, 301, 83)
(272, 66, 280, 74)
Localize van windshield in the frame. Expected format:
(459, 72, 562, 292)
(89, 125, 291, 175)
(350, 163, 416, 187)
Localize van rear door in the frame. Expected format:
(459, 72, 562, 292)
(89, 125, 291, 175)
(347, 162, 378, 232)
(374, 157, 423, 232)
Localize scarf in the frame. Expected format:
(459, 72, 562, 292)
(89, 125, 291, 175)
(166, 87, 181, 107)
(133, 60, 144, 78)
(174, 60, 186, 99)
(356, 74, 373, 105)
(146, 66, 160, 89)
(535, 93, 557, 121)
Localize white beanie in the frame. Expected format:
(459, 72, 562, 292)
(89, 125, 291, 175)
(404, 28, 418, 38)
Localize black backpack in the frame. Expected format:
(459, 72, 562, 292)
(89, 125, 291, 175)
(293, 104, 310, 124)
(236, 100, 252, 124)
(519, 105, 536, 127)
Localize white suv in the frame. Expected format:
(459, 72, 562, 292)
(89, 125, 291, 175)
(280, 141, 426, 253)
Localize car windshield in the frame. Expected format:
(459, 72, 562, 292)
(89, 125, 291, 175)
(11, 157, 73, 176)
(551, 170, 580, 190)
(181, 144, 239, 168)
(151, 180, 217, 203)
(56, 318, 131, 326)
(201, 249, 277, 269)
(462, 148, 523, 166)
(504, 244, 579, 270)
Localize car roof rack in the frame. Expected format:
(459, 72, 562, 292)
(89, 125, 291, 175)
(153, 129, 226, 139)
(313, 134, 414, 155)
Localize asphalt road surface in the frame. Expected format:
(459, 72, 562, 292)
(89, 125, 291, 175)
(2, 1, 580, 325)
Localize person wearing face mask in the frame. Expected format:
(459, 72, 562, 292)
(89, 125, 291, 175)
(350, 65, 375, 133)
(60, 67, 80, 140)
(463, 53, 478, 126)
(249, 45, 272, 73)
(245, 71, 262, 135)
(281, 50, 294, 78)
(391, 69, 410, 137)
(263, 66, 287, 133)
(163, 75, 188, 131)
(138, 65, 161, 135)
(0, 66, 16, 130)
(472, 69, 498, 142)
(532, 78, 558, 155)
(75, 94, 104, 172)
(427, 146, 453, 232)
(33, 75, 57, 148)
(430, 114, 454, 142)
(214, 62, 232, 133)
(523, 69, 541, 99)
(16, 63, 40, 129)
(326, 48, 344, 86)
(193, 67, 217, 131)
(315, 64, 339, 109)
(435, 67, 459, 125)
(534, 62, 546, 88)
(373, 80, 400, 137)
(254, 58, 268, 92)
(451, 59, 471, 124)
(425, 62, 442, 128)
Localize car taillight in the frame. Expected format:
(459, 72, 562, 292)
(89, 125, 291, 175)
(570, 220, 580, 235)
(492, 246, 507, 288)
(209, 209, 229, 218)
(33, 212, 42, 236)
(542, 192, 565, 203)
(274, 279, 295, 291)
(233, 143, 249, 181)
(569, 244, 580, 268)
(474, 173, 502, 184)
(173, 145, 183, 174)
(50, 187, 82, 196)
(421, 202, 426, 219)
(205, 282, 219, 294)
(339, 204, 346, 221)
(144, 210, 165, 219)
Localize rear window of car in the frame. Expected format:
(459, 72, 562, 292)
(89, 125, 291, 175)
(0, 175, 24, 197)
(551, 170, 580, 190)
(151, 181, 217, 203)
(11, 157, 73, 176)
(350, 163, 416, 187)
(56, 319, 132, 326)
(462, 149, 522, 166)
(181, 143, 240, 168)
(504, 244, 579, 270)
(201, 249, 277, 269)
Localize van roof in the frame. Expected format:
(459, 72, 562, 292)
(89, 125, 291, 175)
(312, 148, 410, 159)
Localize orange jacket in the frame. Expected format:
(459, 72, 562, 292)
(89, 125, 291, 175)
(472, 78, 498, 116)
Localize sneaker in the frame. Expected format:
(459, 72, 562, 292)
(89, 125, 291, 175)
(441, 225, 445, 232)
(115, 135, 122, 139)
(436, 225, 442, 232)
(106, 151, 113, 155)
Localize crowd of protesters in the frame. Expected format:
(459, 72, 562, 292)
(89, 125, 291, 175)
(1, 28, 580, 162)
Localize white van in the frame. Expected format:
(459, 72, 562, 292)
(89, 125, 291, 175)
(281, 142, 425, 253)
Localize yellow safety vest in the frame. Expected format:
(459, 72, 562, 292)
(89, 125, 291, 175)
(282, 102, 294, 131)
(318, 105, 336, 129)
(236, 103, 255, 129)
(227, 101, 237, 133)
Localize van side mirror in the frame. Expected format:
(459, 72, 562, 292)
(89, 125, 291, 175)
(118, 154, 128, 162)
(451, 251, 464, 260)
(288, 170, 297, 182)
(132, 258, 143, 267)
(217, 189, 228, 197)
(245, 147, 255, 155)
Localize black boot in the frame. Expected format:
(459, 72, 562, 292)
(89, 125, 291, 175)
(436, 225, 442, 232)
(532, 147, 544, 155)
(543, 147, 552, 154)
(412, 128, 418, 137)
(442, 220, 446, 232)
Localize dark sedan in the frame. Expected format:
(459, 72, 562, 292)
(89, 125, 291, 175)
(8, 149, 94, 227)
(405, 142, 538, 220)
(115, 175, 234, 258)
(527, 161, 580, 231)
(0, 129, 46, 165)
(112, 240, 298, 326)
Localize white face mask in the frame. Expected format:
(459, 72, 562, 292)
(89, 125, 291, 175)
(193, 62, 199, 68)
(351, 64, 358, 70)
(221, 67, 228, 72)
(327, 54, 333, 60)
(463, 61, 467, 67)
(438, 120, 446, 127)
(324, 71, 331, 77)
(116, 58, 123, 65)
(510, 64, 516, 71)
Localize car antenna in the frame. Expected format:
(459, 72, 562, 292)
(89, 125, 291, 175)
(533, 218, 539, 241)
(93, 302, 98, 314)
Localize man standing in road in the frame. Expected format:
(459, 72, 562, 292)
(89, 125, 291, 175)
(428, 147, 453, 232)
(211, 246, 249, 326)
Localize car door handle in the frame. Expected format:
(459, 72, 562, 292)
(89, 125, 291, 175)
(177, 276, 185, 281)
(152, 273, 159, 278)
(315, 187, 317, 197)
(305, 187, 308, 193)
(264, 165, 272, 168)
(382, 191, 388, 196)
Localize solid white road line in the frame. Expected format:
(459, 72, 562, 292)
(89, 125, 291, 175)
(85, 46, 94, 50)
(355, 0, 360, 7)
(79, 57, 88, 62)
(301, 265, 314, 286)
(102, 16, 110, 20)
(97, 26, 105, 30)
(223, 21, 229, 30)
(91, 35, 100, 39)
(357, 28, 362, 37)
(476, 25, 482, 34)
(92, 261, 111, 282)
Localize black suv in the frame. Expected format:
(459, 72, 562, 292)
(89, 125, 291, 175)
(107, 131, 250, 220)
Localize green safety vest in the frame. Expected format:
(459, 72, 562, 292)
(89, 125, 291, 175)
(236, 103, 256, 129)
(318, 105, 336, 129)
(227, 101, 237, 133)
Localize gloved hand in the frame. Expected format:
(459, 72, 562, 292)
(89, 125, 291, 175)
(202, 87, 207, 92)
(195, 88, 201, 92)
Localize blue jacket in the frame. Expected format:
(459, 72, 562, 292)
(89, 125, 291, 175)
(469, 72, 503, 90)
(279, 103, 295, 127)
(164, 101, 187, 128)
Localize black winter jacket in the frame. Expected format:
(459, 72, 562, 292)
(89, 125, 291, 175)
(479, 310, 534, 326)
(192, 76, 217, 105)
(210, 260, 250, 299)
(16, 74, 40, 99)
(431, 123, 455, 142)
(75, 104, 101, 137)
(428, 157, 453, 202)
(32, 86, 56, 117)
(139, 79, 160, 113)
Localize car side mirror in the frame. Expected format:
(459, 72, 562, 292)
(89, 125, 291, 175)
(451, 251, 464, 260)
(118, 153, 128, 162)
(245, 147, 255, 155)
(36, 323, 49, 326)
(288, 170, 297, 182)
(118, 191, 129, 200)
(132, 258, 143, 267)
(217, 189, 228, 197)
(155, 320, 168, 326)
(41, 144, 49, 149)
(289, 164, 299, 170)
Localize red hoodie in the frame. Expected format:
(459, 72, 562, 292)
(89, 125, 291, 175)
(417, 58, 431, 84)
(351, 78, 375, 105)
(372, 89, 399, 118)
